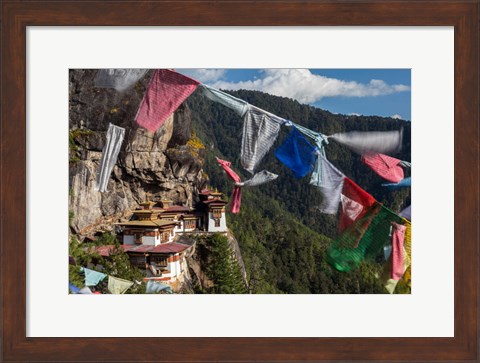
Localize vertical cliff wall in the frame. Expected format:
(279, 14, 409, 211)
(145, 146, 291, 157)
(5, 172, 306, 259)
(69, 70, 208, 237)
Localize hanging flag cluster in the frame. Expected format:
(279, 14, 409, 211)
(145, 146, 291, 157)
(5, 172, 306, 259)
(70, 267, 137, 294)
(92, 69, 412, 293)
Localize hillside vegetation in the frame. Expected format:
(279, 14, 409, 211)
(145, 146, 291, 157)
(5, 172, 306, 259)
(185, 89, 411, 294)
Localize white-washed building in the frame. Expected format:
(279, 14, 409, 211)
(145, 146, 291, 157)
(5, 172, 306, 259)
(198, 189, 228, 233)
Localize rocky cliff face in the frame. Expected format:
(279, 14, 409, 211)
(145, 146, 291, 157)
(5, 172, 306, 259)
(181, 232, 249, 293)
(69, 70, 208, 237)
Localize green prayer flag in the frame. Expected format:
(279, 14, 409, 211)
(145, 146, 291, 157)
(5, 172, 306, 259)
(327, 203, 404, 272)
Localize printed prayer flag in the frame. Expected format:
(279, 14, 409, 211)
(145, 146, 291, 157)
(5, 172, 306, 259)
(310, 153, 345, 214)
(384, 245, 393, 261)
(330, 129, 403, 155)
(95, 124, 125, 192)
(216, 157, 241, 183)
(107, 276, 134, 294)
(78, 286, 93, 294)
(95, 69, 148, 92)
(391, 222, 407, 280)
(241, 105, 284, 174)
(339, 177, 376, 233)
(237, 170, 278, 187)
(69, 283, 80, 294)
(361, 153, 404, 183)
(382, 219, 411, 293)
(135, 69, 199, 133)
(403, 265, 412, 288)
(230, 187, 242, 214)
(81, 267, 107, 287)
(199, 84, 249, 117)
(399, 205, 411, 221)
(146, 280, 173, 294)
(291, 123, 330, 186)
(382, 177, 411, 189)
(327, 203, 404, 272)
(275, 127, 317, 178)
(216, 158, 242, 213)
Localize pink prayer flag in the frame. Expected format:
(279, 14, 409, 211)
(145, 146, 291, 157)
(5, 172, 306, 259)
(391, 222, 407, 280)
(361, 153, 404, 183)
(216, 158, 242, 213)
(216, 157, 241, 183)
(230, 187, 242, 214)
(135, 69, 199, 133)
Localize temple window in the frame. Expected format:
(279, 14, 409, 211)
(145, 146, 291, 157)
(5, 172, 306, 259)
(212, 209, 222, 219)
(150, 256, 168, 267)
(129, 255, 145, 267)
(134, 233, 142, 244)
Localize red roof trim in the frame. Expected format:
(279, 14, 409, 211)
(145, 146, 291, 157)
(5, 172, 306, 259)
(149, 242, 191, 254)
(202, 200, 227, 205)
(93, 242, 191, 256)
(93, 244, 133, 257)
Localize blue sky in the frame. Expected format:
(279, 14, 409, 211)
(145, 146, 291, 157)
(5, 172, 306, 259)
(180, 69, 411, 121)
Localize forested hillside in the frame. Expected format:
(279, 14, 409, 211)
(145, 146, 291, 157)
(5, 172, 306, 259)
(185, 89, 411, 294)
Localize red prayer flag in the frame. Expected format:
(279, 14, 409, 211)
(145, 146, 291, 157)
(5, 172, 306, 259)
(391, 222, 407, 280)
(361, 153, 404, 183)
(339, 177, 376, 233)
(135, 69, 199, 133)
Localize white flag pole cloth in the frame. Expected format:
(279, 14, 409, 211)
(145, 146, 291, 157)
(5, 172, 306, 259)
(330, 128, 403, 155)
(240, 105, 285, 174)
(95, 124, 125, 193)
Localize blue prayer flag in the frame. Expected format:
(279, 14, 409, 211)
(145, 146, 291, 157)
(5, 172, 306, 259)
(382, 177, 411, 190)
(275, 127, 317, 178)
(69, 282, 80, 294)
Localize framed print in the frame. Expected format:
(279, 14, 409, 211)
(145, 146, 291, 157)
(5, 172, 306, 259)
(1, 1, 478, 362)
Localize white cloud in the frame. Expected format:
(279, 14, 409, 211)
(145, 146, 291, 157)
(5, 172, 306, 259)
(209, 69, 410, 104)
(390, 114, 403, 119)
(348, 113, 362, 116)
(180, 69, 226, 83)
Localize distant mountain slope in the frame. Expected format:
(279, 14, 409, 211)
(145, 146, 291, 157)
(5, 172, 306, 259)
(186, 89, 410, 235)
(185, 89, 411, 294)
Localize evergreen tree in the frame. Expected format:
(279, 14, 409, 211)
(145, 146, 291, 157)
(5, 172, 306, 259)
(68, 235, 101, 289)
(101, 243, 146, 294)
(207, 234, 248, 294)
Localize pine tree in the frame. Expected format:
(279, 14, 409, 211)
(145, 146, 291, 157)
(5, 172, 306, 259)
(207, 234, 248, 294)
(102, 243, 146, 294)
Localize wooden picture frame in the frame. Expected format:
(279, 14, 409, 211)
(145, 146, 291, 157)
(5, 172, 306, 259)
(1, 1, 478, 361)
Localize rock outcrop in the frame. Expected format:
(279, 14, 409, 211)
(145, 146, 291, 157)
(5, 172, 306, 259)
(69, 70, 208, 237)
(182, 232, 249, 293)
